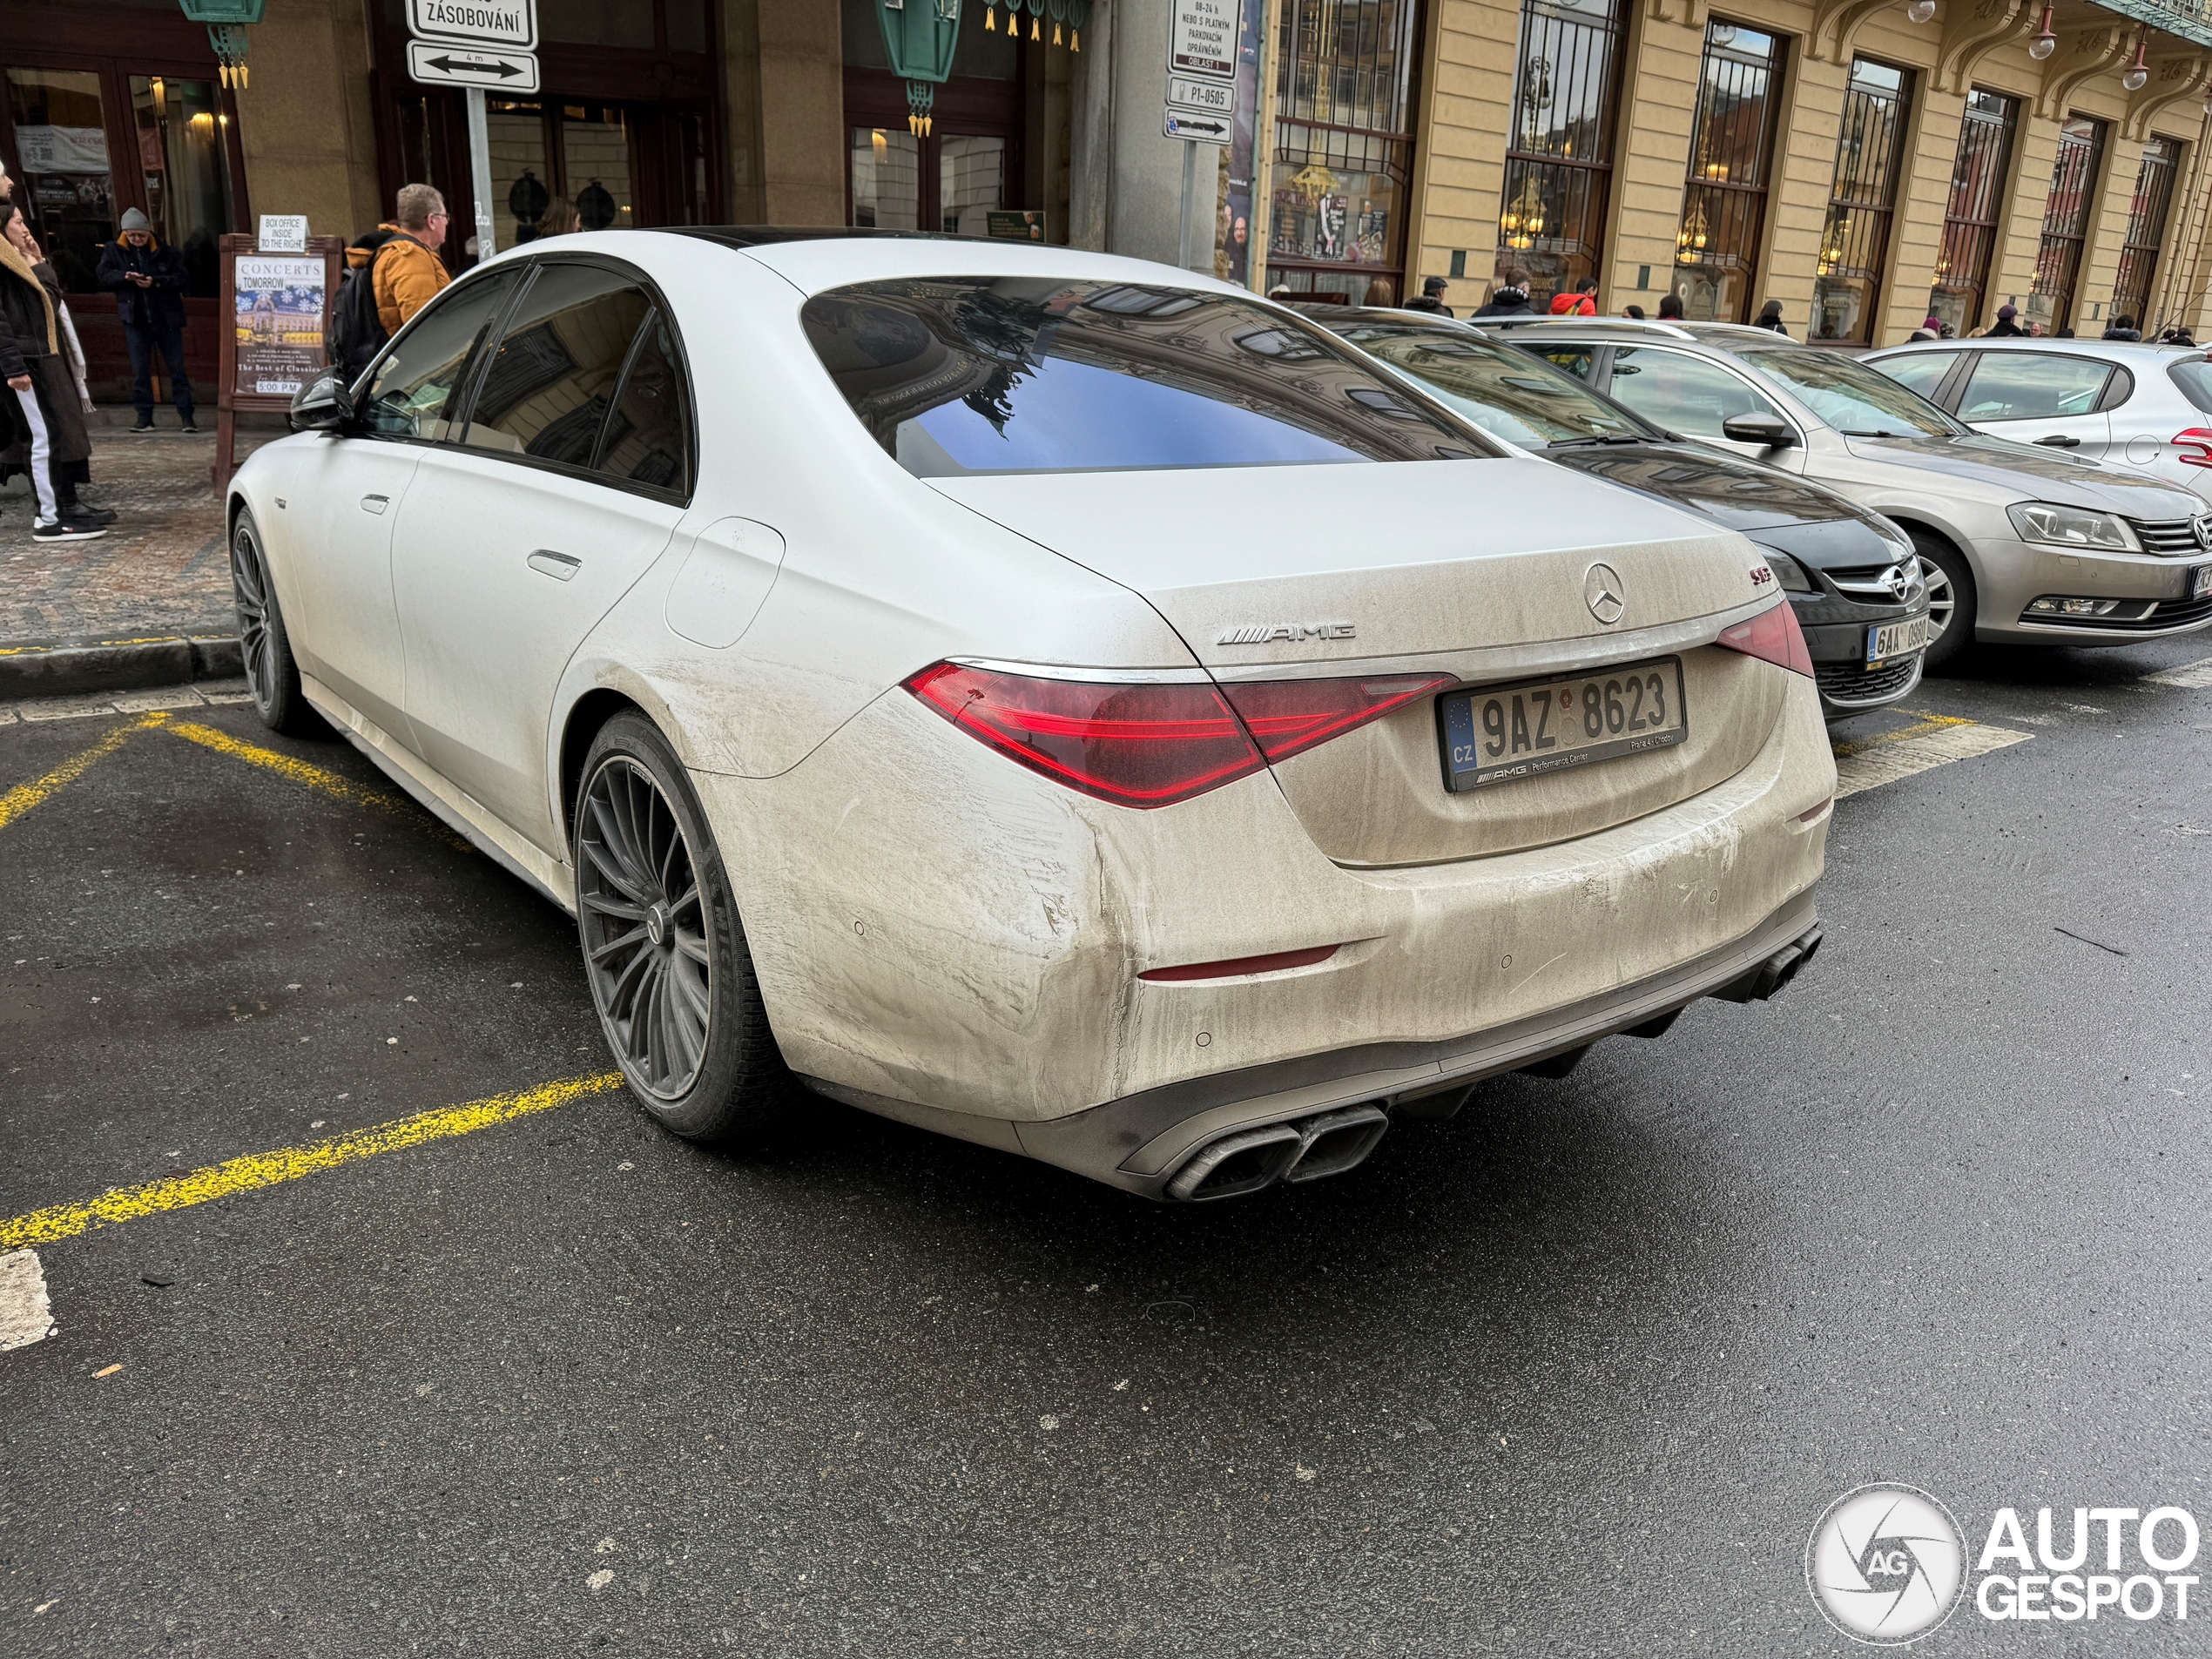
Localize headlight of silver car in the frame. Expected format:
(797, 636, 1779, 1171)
(2006, 502, 2139, 552)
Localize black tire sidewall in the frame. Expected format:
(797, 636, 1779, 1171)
(1910, 532, 1976, 671)
(574, 712, 786, 1143)
(233, 509, 309, 732)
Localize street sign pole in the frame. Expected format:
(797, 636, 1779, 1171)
(465, 86, 496, 260)
(1166, 0, 1240, 272)
(1177, 141, 1199, 272)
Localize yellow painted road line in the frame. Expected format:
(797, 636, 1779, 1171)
(1834, 718, 2032, 799)
(165, 719, 473, 852)
(0, 711, 167, 833)
(0, 1074, 624, 1252)
(2148, 654, 2212, 690)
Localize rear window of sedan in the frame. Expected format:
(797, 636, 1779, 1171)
(800, 278, 1488, 475)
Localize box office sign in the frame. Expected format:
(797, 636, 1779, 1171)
(233, 255, 328, 396)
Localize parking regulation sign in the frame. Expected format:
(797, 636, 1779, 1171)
(408, 0, 537, 50)
(1169, 0, 1240, 79)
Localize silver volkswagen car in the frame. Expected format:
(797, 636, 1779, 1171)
(1866, 336, 2212, 503)
(1479, 319, 2212, 666)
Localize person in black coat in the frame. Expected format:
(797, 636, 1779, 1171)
(96, 207, 197, 434)
(1472, 268, 1534, 319)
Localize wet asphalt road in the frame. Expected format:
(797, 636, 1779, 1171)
(2, 637, 2209, 1658)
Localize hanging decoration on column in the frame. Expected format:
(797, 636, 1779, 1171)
(1023, 0, 1047, 43)
(1048, 0, 1089, 49)
(876, 0, 966, 137)
(179, 1, 265, 89)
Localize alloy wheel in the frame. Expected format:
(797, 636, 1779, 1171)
(577, 757, 713, 1099)
(1918, 556, 1956, 644)
(231, 523, 277, 713)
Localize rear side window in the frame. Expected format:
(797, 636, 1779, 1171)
(1607, 347, 1784, 439)
(800, 278, 1487, 475)
(1876, 351, 1959, 401)
(1957, 353, 2112, 421)
(2168, 358, 2212, 414)
(597, 314, 691, 490)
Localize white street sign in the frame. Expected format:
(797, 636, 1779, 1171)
(409, 0, 536, 50)
(1167, 75, 1237, 114)
(1169, 0, 1241, 80)
(1163, 109, 1231, 146)
(408, 38, 541, 93)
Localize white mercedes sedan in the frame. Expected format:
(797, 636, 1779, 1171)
(235, 231, 1835, 1201)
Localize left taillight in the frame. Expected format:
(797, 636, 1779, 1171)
(905, 664, 1457, 808)
(1713, 600, 1815, 678)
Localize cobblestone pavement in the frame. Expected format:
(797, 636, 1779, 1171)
(1, 427, 276, 647)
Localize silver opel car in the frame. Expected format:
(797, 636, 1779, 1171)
(1478, 319, 2212, 666)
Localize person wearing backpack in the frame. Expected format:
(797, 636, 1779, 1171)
(1548, 276, 1598, 316)
(333, 184, 452, 380)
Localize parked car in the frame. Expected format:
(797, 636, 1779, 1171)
(239, 233, 1833, 1203)
(1865, 336, 2212, 502)
(1475, 318, 2212, 667)
(1303, 306, 1932, 718)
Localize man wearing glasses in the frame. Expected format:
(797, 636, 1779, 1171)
(345, 183, 453, 341)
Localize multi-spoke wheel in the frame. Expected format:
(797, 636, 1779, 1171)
(1908, 531, 1976, 671)
(573, 713, 789, 1144)
(230, 509, 314, 733)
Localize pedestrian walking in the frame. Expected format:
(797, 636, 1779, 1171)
(1549, 277, 1597, 316)
(1754, 299, 1789, 336)
(1472, 269, 1532, 319)
(1987, 304, 2024, 336)
(1, 201, 105, 541)
(333, 184, 453, 379)
(1402, 274, 1453, 316)
(96, 207, 195, 434)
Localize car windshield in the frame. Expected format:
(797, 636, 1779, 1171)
(1736, 347, 1964, 438)
(800, 279, 1488, 475)
(1338, 325, 1653, 447)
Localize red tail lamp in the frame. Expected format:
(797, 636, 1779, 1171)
(1714, 602, 1815, 678)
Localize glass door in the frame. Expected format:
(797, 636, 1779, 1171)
(4, 65, 118, 297)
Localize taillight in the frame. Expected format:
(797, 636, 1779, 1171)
(2173, 427, 2212, 468)
(904, 664, 1459, 808)
(905, 663, 1264, 808)
(1714, 600, 1815, 678)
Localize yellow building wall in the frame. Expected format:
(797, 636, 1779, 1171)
(1403, 0, 1521, 315)
(233, 0, 384, 242)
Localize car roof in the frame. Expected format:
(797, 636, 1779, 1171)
(1294, 304, 1482, 332)
(1866, 336, 2205, 364)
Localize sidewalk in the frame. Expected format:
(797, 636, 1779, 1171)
(2, 424, 276, 695)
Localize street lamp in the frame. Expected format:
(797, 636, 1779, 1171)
(1905, 0, 1935, 23)
(2121, 32, 2150, 91)
(2029, 4, 2058, 60)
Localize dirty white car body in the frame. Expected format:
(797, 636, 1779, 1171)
(228, 231, 1835, 1201)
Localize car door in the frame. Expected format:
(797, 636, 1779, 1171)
(1602, 345, 1807, 471)
(283, 269, 520, 738)
(1952, 350, 2114, 456)
(389, 259, 692, 855)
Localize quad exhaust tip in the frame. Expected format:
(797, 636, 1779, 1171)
(1164, 1103, 1391, 1202)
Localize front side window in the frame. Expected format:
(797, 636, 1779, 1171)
(1673, 20, 1784, 323)
(1496, 0, 1627, 310)
(1526, 343, 1599, 380)
(1346, 327, 1647, 447)
(462, 262, 651, 463)
(1737, 347, 1960, 438)
(1956, 354, 2113, 422)
(1605, 347, 1782, 439)
(802, 279, 1486, 475)
(356, 271, 520, 440)
(1811, 57, 1912, 344)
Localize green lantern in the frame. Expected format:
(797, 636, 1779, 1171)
(179, 0, 265, 89)
(875, 0, 964, 137)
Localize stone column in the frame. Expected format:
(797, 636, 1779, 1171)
(1602, 4, 1703, 319)
(233, 0, 384, 239)
(1402, 0, 1520, 315)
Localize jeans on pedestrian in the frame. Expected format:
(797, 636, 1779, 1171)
(124, 322, 194, 425)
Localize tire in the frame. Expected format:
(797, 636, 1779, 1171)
(231, 508, 320, 736)
(1909, 529, 1976, 671)
(573, 711, 792, 1147)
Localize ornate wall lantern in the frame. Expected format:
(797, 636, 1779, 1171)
(179, 0, 264, 88)
(876, 0, 965, 135)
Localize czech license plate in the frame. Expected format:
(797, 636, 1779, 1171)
(1440, 658, 1687, 792)
(2193, 564, 2212, 600)
(1866, 614, 1932, 666)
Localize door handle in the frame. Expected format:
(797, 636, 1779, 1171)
(2034, 435, 2081, 448)
(527, 550, 582, 582)
(360, 494, 389, 513)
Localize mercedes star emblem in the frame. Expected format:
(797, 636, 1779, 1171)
(1585, 563, 1625, 625)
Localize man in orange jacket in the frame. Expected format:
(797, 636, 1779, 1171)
(346, 183, 452, 336)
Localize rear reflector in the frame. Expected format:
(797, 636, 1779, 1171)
(1219, 673, 1458, 763)
(1713, 600, 1815, 678)
(1138, 944, 1340, 982)
(905, 663, 1264, 808)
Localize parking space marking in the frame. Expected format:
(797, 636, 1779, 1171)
(0, 711, 168, 833)
(2148, 654, 2212, 690)
(164, 720, 473, 851)
(0, 1074, 623, 1253)
(1832, 710, 2032, 799)
(0, 1249, 57, 1352)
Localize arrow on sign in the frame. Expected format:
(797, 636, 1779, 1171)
(426, 53, 525, 77)
(1170, 116, 1227, 136)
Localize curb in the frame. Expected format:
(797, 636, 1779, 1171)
(0, 634, 243, 698)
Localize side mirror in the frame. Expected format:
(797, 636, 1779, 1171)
(1723, 412, 1796, 448)
(288, 370, 354, 434)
